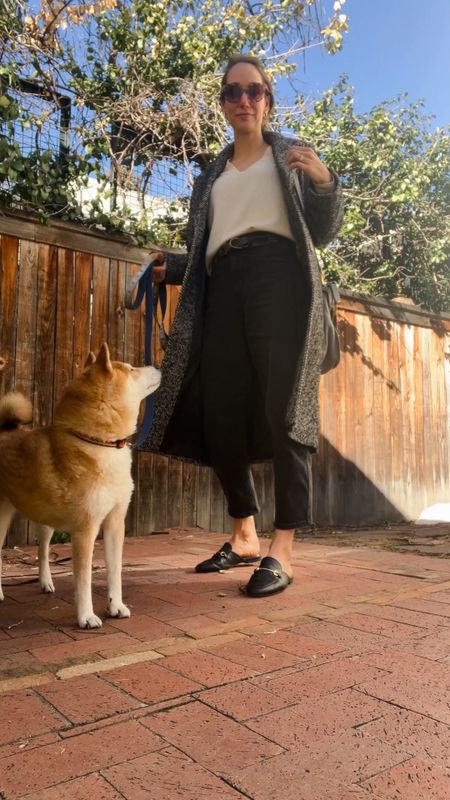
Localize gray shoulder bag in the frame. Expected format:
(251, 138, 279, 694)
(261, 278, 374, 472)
(293, 171, 341, 374)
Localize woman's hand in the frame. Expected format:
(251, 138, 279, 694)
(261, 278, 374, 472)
(286, 146, 332, 186)
(150, 252, 167, 283)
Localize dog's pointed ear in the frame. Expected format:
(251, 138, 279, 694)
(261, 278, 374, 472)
(96, 342, 113, 374)
(84, 351, 96, 368)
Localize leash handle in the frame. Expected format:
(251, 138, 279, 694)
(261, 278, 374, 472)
(124, 256, 167, 445)
(125, 256, 167, 365)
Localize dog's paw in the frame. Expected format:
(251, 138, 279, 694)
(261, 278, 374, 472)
(0, 589, 4, 602)
(108, 601, 131, 619)
(40, 578, 55, 594)
(78, 613, 103, 629)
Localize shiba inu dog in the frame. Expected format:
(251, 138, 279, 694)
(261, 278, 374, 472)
(0, 344, 160, 628)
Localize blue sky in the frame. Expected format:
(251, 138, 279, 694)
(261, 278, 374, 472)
(287, 0, 449, 129)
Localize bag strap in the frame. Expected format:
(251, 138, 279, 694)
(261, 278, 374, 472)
(124, 256, 167, 446)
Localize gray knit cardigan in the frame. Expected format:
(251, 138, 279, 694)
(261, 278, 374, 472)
(141, 130, 344, 460)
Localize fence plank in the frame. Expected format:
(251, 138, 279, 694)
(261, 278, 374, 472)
(358, 314, 376, 521)
(370, 318, 387, 520)
(387, 321, 404, 518)
(0, 236, 19, 393)
(124, 262, 144, 372)
(167, 458, 183, 529)
(431, 330, 449, 497)
(10, 240, 40, 544)
(91, 256, 109, 353)
(26, 244, 58, 544)
(413, 325, 427, 516)
(73, 251, 92, 373)
(136, 452, 154, 536)
(398, 324, 415, 513)
(34, 244, 57, 426)
(152, 455, 169, 531)
(420, 326, 434, 508)
(108, 259, 126, 361)
(331, 310, 347, 524)
(182, 463, 197, 527)
(54, 249, 75, 406)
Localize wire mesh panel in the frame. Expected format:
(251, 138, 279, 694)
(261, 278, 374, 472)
(1, 81, 199, 245)
(2, 80, 72, 161)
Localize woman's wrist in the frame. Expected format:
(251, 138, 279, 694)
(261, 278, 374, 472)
(311, 175, 335, 194)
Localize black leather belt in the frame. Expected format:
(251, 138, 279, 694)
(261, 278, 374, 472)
(214, 232, 287, 261)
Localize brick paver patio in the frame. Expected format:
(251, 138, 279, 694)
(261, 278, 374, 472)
(1, 528, 450, 799)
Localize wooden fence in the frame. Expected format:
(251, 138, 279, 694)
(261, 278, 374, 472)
(1, 214, 449, 545)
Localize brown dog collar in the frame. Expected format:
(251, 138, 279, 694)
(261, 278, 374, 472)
(69, 431, 128, 449)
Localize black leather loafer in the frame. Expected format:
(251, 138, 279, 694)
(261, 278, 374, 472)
(195, 542, 261, 573)
(244, 556, 293, 597)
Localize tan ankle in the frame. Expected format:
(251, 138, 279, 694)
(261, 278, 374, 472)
(229, 516, 259, 557)
(232, 516, 256, 535)
(267, 529, 294, 577)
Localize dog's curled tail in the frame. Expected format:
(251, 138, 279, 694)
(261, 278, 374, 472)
(0, 393, 33, 430)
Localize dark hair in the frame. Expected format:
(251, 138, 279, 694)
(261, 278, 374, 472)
(221, 55, 275, 113)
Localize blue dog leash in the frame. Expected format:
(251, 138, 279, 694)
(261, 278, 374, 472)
(124, 257, 167, 446)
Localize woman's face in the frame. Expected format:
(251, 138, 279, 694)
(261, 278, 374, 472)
(221, 62, 270, 136)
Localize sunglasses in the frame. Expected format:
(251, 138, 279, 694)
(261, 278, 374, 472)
(220, 82, 268, 104)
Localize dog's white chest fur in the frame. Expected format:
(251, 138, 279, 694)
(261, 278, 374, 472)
(86, 446, 134, 520)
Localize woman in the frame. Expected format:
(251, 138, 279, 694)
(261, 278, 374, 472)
(147, 55, 343, 596)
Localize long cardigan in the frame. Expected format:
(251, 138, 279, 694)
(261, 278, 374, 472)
(140, 131, 344, 463)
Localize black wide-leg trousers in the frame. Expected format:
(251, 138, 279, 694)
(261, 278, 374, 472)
(200, 237, 313, 530)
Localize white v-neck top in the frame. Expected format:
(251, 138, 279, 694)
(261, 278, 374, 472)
(206, 147, 294, 268)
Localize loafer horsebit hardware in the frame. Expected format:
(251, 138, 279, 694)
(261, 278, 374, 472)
(254, 567, 281, 578)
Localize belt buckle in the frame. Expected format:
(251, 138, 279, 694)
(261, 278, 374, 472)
(229, 236, 247, 250)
